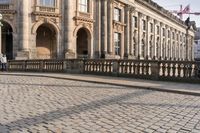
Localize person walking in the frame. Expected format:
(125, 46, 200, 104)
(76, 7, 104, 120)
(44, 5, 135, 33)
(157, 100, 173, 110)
(1, 54, 7, 71)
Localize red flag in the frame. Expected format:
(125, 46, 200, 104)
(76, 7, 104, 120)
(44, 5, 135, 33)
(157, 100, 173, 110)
(182, 4, 190, 13)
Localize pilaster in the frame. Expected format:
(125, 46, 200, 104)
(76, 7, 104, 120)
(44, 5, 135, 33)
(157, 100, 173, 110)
(65, 0, 75, 59)
(15, 0, 30, 60)
(102, 0, 108, 58)
(107, 0, 114, 57)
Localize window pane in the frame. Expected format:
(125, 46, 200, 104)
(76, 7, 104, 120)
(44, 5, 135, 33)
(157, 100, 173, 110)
(0, 0, 10, 3)
(114, 8, 121, 22)
(40, 0, 55, 7)
(114, 33, 121, 55)
(79, 0, 88, 12)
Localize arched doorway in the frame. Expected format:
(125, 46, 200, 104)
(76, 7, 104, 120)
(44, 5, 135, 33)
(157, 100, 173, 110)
(76, 28, 89, 58)
(36, 23, 57, 59)
(2, 21, 13, 60)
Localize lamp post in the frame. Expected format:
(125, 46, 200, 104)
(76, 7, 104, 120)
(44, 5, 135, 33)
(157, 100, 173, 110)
(0, 13, 2, 55)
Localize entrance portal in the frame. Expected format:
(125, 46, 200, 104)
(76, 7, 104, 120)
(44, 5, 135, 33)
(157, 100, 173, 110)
(2, 21, 13, 60)
(76, 28, 89, 58)
(36, 24, 57, 59)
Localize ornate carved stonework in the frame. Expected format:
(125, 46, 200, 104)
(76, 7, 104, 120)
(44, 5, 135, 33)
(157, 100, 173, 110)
(33, 14, 60, 23)
(73, 11, 94, 32)
(2, 14, 14, 21)
(113, 21, 126, 33)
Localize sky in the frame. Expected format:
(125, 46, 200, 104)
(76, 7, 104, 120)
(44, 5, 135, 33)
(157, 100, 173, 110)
(153, 0, 200, 27)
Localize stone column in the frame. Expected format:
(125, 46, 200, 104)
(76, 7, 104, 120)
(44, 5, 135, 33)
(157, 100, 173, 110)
(186, 36, 190, 61)
(145, 16, 150, 59)
(174, 30, 177, 60)
(191, 36, 194, 61)
(159, 22, 163, 60)
(124, 5, 130, 58)
(107, 0, 113, 56)
(170, 28, 173, 60)
(153, 19, 157, 60)
(138, 12, 142, 59)
(22, 0, 29, 51)
(95, 0, 101, 58)
(177, 31, 180, 60)
(120, 8, 125, 58)
(102, 0, 108, 57)
(15, 0, 30, 60)
(65, 0, 75, 58)
(165, 25, 168, 59)
(130, 12, 133, 56)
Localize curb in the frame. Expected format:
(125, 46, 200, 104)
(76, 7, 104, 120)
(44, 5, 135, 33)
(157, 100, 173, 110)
(1, 73, 200, 96)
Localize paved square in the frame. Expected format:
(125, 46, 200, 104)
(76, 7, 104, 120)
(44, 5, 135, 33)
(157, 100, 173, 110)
(0, 75, 200, 133)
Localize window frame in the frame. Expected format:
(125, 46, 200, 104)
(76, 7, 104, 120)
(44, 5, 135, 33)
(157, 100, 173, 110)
(114, 8, 121, 22)
(79, 0, 89, 13)
(114, 32, 121, 56)
(0, 0, 10, 4)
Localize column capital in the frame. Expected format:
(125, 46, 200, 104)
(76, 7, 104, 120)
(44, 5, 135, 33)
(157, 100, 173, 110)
(147, 16, 152, 21)
(108, 0, 114, 4)
(126, 5, 135, 12)
(138, 12, 143, 18)
(154, 19, 158, 24)
(160, 22, 164, 27)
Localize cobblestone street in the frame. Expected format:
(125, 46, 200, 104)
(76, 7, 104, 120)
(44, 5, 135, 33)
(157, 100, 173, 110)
(0, 75, 200, 133)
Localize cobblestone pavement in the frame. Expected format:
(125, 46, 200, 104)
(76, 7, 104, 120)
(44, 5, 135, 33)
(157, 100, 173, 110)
(0, 75, 200, 133)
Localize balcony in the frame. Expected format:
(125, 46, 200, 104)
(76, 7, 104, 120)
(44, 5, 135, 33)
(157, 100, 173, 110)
(33, 5, 60, 18)
(0, 4, 16, 14)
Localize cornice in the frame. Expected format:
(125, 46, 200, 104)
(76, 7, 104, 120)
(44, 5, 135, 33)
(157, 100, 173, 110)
(135, 0, 187, 28)
(32, 12, 61, 18)
(0, 10, 16, 14)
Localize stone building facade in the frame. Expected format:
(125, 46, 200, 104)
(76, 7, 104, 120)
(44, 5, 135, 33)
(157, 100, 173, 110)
(0, 0, 195, 60)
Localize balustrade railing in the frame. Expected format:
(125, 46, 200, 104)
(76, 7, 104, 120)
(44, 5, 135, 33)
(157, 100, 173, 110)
(0, 4, 9, 10)
(39, 6, 56, 12)
(8, 59, 200, 83)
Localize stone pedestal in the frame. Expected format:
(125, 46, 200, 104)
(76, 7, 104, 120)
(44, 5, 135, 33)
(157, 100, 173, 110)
(15, 50, 30, 60)
(65, 49, 75, 59)
(105, 53, 115, 59)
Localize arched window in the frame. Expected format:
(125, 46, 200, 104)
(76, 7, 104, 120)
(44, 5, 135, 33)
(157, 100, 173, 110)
(79, 0, 89, 13)
(40, 0, 55, 7)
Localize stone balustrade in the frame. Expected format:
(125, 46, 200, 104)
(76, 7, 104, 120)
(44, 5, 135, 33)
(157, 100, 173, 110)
(8, 59, 200, 83)
(0, 4, 9, 10)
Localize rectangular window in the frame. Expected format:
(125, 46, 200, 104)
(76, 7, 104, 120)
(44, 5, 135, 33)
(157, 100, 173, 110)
(132, 16, 137, 28)
(79, 0, 88, 12)
(114, 8, 121, 22)
(142, 20, 146, 31)
(162, 28, 165, 36)
(150, 23, 153, 33)
(168, 30, 170, 38)
(0, 0, 10, 3)
(114, 33, 121, 55)
(40, 0, 55, 7)
(157, 26, 159, 35)
(172, 32, 175, 40)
